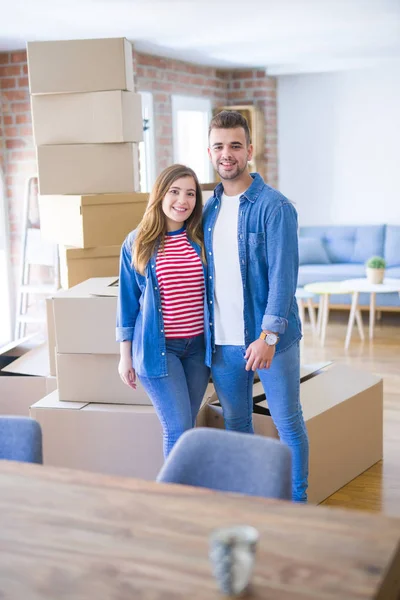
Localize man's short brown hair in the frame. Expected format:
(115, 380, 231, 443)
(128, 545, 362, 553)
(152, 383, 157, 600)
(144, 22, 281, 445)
(208, 110, 251, 146)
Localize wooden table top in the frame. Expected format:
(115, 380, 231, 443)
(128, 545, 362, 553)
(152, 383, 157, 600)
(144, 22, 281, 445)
(1, 460, 400, 600)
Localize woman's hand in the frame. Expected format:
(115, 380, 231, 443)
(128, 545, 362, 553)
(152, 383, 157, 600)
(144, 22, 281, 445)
(118, 356, 137, 389)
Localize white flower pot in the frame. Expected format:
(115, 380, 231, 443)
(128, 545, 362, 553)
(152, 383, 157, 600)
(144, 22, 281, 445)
(366, 268, 385, 284)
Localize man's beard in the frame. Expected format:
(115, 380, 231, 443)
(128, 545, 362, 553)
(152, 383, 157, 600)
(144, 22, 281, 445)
(216, 161, 247, 181)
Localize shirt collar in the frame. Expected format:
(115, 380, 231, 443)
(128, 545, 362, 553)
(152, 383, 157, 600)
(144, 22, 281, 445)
(213, 173, 265, 204)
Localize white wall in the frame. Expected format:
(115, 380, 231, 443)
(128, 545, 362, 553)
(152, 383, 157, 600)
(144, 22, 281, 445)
(277, 65, 400, 226)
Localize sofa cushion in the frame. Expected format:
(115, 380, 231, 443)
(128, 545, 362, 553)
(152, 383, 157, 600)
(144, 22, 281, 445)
(351, 225, 385, 264)
(300, 226, 356, 263)
(299, 237, 330, 265)
(386, 266, 400, 278)
(297, 263, 366, 287)
(384, 226, 400, 267)
(299, 225, 385, 264)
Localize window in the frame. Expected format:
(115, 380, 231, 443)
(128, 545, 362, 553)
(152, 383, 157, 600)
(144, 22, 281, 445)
(0, 167, 12, 346)
(138, 91, 156, 193)
(172, 95, 213, 184)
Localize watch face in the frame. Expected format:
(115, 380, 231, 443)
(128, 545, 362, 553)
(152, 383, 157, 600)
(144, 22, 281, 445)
(265, 333, 278, 345)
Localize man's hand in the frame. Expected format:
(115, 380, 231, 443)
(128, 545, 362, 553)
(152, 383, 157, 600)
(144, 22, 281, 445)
(118, 356, 137, 389)
(244, 339, 276, 372)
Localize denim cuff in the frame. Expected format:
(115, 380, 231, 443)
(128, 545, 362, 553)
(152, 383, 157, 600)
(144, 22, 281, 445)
(116, 326, 134, 342)
(261, 314, 288, 335)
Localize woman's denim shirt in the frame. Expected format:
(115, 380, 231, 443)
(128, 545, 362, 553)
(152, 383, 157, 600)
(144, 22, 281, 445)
(116, 229, 212, 378)
(202, 173, 302, 354)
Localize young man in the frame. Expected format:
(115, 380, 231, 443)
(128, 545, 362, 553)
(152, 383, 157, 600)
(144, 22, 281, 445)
(203, 110, 309, 502)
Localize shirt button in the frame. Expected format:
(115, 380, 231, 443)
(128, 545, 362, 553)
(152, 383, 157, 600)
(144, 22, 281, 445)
(209, 252, 212, 256)
(152, 265, 155, 269)
(214, 205, 217, 209)
(208, 227, 211, 231)
(161, 352, 165, 356)
(209, 300, 213, 304)
(154, 287, 157, 290)
(209, 275, 212, 279)
(210, 322, 213, 326)
(240, 234, 243, 240)
(161, 329, 164, 333)
(159, 308, 162, 312)
(241, 259, 245, 265)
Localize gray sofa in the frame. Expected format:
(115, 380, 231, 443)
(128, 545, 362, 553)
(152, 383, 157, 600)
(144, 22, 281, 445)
(298, 225, 400, 309)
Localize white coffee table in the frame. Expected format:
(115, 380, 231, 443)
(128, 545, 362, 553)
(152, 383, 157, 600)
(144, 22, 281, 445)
(295, 288, 317, 334)
(341, 278, 400, 348)
(303, 281, 364, 347)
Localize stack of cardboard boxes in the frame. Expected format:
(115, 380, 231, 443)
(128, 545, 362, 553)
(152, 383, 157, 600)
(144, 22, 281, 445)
(29, 276, 166, 479)
(27, 37, 149, 288)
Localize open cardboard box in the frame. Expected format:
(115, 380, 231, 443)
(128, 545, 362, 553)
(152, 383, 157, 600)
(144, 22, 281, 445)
(0, 342, 57, 416)
(197, 363, 383, 504)
(30, 390, 163, 480)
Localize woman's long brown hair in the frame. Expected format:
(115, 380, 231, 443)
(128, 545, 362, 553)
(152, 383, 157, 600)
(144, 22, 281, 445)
(132, 164, 204, 274)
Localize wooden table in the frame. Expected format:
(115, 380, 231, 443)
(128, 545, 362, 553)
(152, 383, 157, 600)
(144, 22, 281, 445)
(1, 461, 400, 600)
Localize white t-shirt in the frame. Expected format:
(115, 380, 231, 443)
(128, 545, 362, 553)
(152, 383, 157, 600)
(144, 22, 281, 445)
(212, 193, 245, 345)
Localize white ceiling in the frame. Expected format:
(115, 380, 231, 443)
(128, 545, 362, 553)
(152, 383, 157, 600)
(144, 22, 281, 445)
(1, 0, 399, 75)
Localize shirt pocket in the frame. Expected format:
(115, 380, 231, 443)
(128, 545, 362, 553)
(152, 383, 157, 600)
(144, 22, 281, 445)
(247, 232, 267, 263)
(248, 232, 265, 246)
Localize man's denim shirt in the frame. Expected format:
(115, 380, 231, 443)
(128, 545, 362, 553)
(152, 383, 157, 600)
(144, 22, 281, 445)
(116, 229, 212, 378)
(202, 173, 302, 354)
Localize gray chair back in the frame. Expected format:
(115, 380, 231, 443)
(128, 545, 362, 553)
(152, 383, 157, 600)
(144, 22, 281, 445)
(157, 428, 292, 500)
(0, 416, 43, 464)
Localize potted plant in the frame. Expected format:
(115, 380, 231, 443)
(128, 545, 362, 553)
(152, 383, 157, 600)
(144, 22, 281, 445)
(365, 256, 386, 284)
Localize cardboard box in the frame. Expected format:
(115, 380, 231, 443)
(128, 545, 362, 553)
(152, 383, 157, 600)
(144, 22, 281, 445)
(52, 278, 118, 354)
(56, 352, 152, 405)
(37, 143, 140, 195)
(32, 91, 143, 146)
(38, 192, 148, 249)
(27, 38, 134, 94)
(30, 391, 163, 479)
(0, 344, 57, 416)
(59, 245, 120, 288)
(198, 364, 383, 505)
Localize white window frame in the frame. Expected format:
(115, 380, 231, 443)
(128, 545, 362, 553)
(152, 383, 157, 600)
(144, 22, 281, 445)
(0, 165, 13, 346)
(139, 91, 156, 192)
(171, 95, 213, 183)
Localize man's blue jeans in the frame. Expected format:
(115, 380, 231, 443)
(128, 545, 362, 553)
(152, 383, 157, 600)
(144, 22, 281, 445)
(211, 341, 309, 502)
(139, 334, 210, 458)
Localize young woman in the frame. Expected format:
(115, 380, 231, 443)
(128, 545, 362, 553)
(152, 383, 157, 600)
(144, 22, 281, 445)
(116, 164, 211, 457)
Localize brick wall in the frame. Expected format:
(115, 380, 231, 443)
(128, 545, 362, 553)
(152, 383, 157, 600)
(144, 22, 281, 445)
(0, 48, 278, 304)
(135, 52, 229, 172)
(225, 69, 278, 187)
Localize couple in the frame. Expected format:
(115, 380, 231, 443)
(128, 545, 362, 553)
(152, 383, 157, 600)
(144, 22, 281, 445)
(116, 110, 309, 503)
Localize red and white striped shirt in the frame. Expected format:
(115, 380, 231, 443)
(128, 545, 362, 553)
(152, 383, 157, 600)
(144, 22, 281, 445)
(156, 229, 204, 339)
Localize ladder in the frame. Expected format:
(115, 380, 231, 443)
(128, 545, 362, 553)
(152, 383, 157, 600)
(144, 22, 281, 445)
(14, 175, 60, 339)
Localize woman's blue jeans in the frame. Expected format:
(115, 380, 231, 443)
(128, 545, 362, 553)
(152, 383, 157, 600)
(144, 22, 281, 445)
(139, 334, 210, 458)
(211, 341, 309, 502)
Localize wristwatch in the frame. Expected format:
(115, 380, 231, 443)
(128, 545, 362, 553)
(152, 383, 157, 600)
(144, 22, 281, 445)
(259, 331, 280, 346)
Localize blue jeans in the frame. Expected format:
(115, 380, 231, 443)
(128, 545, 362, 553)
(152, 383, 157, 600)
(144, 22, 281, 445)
(211, 342, 309, 502)
(139, 334, 210, 458)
